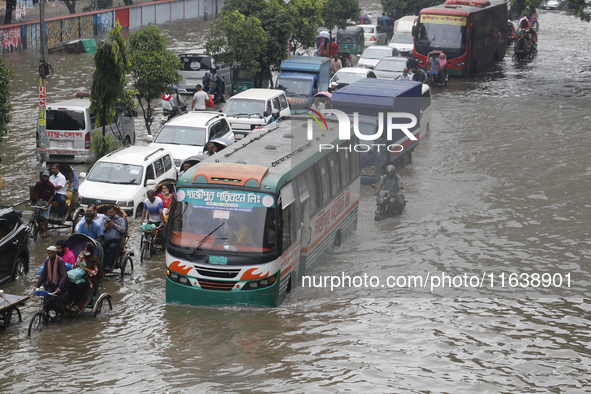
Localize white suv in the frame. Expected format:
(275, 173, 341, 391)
(78, 146, 178, 217)
(148, 112, 235, 169)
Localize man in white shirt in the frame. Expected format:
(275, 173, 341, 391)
(49, 164, 68, 221)
(191, 84, 209, 111)
(76, 204, 107, 229)
(310, 97, 325, 112)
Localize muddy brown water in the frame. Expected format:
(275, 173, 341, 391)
(1, 8, 591, 392)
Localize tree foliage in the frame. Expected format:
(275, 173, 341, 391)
(90, 21, 130, 137)
(289, 0, 326, 52)
(566, 0, 591, 21)
(89, 133, 121, 171)
(322, 0, 361, 36)
(381, 0, 433, 17)
(0, 56, 13, 143)
(205, 10, 268, 76)
(129, 26, 181, 135)
(222, 0, 293, 74)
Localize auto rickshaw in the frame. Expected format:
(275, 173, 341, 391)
(337, 26, 365, 58)
(230, 64, 272, 96)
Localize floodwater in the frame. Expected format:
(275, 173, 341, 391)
(2, 6, 591, 393)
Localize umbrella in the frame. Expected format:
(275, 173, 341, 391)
(314, 92, 332, 98)
(318, 31, 331, 39)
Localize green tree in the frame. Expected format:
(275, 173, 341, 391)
(222, 0, 293, 75)
(0, 56, 13, 143)
(205, 10, 268, 77)
(322, 0, 360, 37)
(289, 0, 325, 52)
(381, 0, 432, 18)
(568, 0, 591, 22)
(90, 21, 130, 137)
(129, 26, 181, 135)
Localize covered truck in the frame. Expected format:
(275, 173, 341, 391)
(331, 79, 422, 184)
(275, 56, 331, 111)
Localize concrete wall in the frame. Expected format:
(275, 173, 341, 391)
(0, 0, 223, 54)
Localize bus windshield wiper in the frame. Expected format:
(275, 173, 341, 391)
(191, 223, 225, 255)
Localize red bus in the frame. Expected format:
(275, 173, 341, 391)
(413, 0, 507, 76)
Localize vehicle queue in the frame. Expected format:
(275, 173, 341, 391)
(1, 0, 521, 329)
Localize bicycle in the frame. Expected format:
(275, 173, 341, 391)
(140, 223, 164, 262)
(28, 290, 62, 336)
(27, 204, 49, 240)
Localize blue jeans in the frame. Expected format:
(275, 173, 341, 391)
(101, 238, 120, 269)
(55, 193, 67, 218)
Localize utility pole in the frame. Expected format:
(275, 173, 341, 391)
(38, 0, 47, 170)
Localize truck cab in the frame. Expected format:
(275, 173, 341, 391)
(275, 56, 331, 112)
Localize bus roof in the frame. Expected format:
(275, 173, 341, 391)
(419, 0, 506, 17)
(179, 115, 347, 194)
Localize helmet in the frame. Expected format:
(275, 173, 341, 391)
(386, 165, 395, 173)
(173, 85, 179, 90)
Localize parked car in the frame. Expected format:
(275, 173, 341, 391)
(0, 207, 30, 287)
(372, 57, 409, 80)
(357, 45, 400, 69)
(176, 52, 231, 94)
(544, 0, 563, 9)
(330, 67, 377, 89)
(79, 146, 178, 218)
(360, 25, 388, 47)
(148, 112, 235, 168)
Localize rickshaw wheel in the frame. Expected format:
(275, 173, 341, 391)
(28, 219, 39, 240)
(28, 312, 47, 336)
(93, 294, 113, 317)
(140, 242, 151, 262)
(71, 210, 84, 234)
(120, 255, 133, 278)
(2, 309, 13, 330)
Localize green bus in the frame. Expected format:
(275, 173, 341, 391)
(165, 116, 361, 307)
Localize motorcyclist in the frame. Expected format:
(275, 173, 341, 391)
(374, 165, 404, 215)
(172, 86, 187, 114)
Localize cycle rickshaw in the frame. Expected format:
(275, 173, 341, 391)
(96, 203, 133, 277)
(140, 179, 176, 262)
(28, 234, 113, 336)
(27, 164, 85, 239)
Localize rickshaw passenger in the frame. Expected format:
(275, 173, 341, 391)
(77, 212, 104, 242)
(35, 245, 70, 296)
(67, 242, 103, 312)
(49, 164, 68, 221)
(101, 205, 126, 271)
(31, 170, 55, 238)
(56, 239, 76, 266)
(76, 204, 107, 229)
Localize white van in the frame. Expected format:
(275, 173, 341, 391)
(177, 52, 231, 94)
(148, 112, 235, 169)
(222, 89, 291, 140)
(37, 93, 135, 164)
(388, 16, 417, 57)
(421, 84, 433, 136)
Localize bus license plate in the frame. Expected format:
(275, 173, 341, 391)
(209, 256, 228, 265)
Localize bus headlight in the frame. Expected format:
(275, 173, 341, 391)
(242, 274, 277, 291)
(456, 61, 466, 67)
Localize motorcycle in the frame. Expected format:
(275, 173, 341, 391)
(160, 105, 187, 128)
(374, 188, 406, 221)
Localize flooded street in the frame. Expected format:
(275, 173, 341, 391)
(2, 5, 591, 393)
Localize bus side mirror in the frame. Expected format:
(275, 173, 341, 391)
(412, 26, 418, 38)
